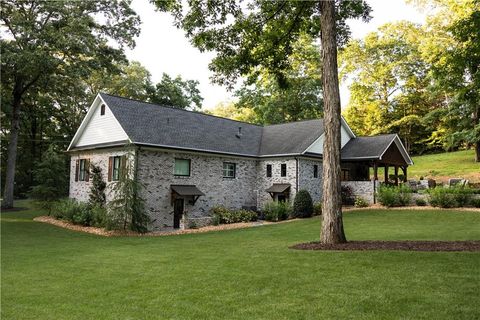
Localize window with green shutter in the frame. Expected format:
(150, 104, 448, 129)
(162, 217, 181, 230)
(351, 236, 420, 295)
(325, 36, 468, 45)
(174, 158, 191, 176)
(112, 156, 122, 181)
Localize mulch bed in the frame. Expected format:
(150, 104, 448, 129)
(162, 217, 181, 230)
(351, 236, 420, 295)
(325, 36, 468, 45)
(290, 240, 480, 252)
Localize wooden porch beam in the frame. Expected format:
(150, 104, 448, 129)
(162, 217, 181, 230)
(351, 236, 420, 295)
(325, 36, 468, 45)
(394, 166, 399, 186)
(384, 165, 389, 184)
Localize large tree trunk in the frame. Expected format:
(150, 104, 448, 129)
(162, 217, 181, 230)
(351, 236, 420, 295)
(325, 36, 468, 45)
(474, 106, 479, 162)
(2, 83, 22, 209)
(319, 0, 346, 244)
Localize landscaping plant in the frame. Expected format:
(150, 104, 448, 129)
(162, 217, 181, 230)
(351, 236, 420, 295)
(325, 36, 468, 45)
(88, 164, 106, 208)
(211, 206, 257, 224)
(377, 185, 412, 207)
(354, 197, 369, 208)
(263, 201, 292, 222)
(293, 190, 314, 218)
(428, 186, 474, 208)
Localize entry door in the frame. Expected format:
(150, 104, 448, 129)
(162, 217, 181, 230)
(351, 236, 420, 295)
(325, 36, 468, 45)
(173, 199, 184, 229)
(277, 194, 286, 202)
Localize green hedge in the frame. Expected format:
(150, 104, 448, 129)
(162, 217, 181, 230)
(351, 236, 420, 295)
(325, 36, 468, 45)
(263, 201, 292, 222)
(52, 198, 106, 227)
(428, 186, 474, 208)
(377, 185, 412, 207)
(211, 206, 257, 224)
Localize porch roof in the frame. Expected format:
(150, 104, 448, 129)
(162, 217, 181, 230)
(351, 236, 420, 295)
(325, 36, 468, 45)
(266, 183, 291, 193)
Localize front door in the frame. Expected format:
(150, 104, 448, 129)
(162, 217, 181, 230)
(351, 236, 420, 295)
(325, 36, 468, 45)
(173, 199, 184, 229)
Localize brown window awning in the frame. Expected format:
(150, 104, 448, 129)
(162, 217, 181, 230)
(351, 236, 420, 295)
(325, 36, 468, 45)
(171, 185, 205, 196)
(266, 183, 291, 193)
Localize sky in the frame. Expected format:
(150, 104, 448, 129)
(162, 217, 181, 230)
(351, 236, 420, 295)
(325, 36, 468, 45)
(125, 0, 426, 110)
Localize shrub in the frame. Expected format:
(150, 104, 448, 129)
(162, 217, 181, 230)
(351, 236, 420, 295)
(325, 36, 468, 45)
(313, 202, 322, 216)
(377, 185, 412, 207)
(263, 201, 292, 222)
(428, 187, 456, 208)
(415, 198, 427, 206)
(354, 197, 369, 208)
(211, 206, 257, 224)
(471, 198, 480, 208)
(293, 190, 313, 218)
(341, 186, 355, 205)
(90, 205, 107, 227)
(428, 186, 474, 208)
(88, 165, 106, 207)
(51, 199, 95, 226)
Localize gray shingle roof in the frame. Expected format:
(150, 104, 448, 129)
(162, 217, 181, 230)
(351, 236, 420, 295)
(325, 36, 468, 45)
(259, 120, 324, 155)
(101, 93, 263, 156)
(341, 134, 397, 159)
(100, 93, 324, 157)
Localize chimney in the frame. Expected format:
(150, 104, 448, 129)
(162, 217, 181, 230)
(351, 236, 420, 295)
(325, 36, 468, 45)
(236, 126, 242, 138)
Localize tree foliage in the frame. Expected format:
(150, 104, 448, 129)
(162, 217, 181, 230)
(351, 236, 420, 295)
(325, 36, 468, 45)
(29, 145, 69, 212)
(235, 33, 323, 124)
(149, 73, 203, 110)
(88, 165, 107, 208)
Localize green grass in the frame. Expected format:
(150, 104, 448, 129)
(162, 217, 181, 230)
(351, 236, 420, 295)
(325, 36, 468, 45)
(2, 200, 480, 320)
(410, 149, 479, 182)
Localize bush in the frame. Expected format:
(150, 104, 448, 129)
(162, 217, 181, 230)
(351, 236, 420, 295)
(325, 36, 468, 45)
(415, 198, 427, 206)
(428, 186, 474, 208)
(211, 206, 257, 224)
(341, 186, 355, 205)
(263, 201, 292, 222)
(471, 198, 480, 208)
(377, 185, 412, 207)
(313, 202, 322, 216)
(354, 197, 369, 208)
(51, 199, 96, 226)
(293, 190, 314, 218)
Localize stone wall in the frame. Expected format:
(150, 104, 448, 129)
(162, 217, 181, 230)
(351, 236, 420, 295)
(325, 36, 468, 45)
(298, 158, 323, 203)
(69, 148, 129, 202)
(255, 158, 298, 209)
(341, 180, 380, 204)
(136, 149, 258, 230)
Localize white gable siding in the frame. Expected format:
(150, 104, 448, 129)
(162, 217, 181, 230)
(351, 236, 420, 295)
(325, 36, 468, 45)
(74, 101, 129, 148)
(305, 124, 352, 155)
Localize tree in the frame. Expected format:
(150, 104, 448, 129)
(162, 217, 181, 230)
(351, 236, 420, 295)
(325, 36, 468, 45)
(149, 73, 203, 110)
(153, 0, 371, 243)
(410, 0, 480, 161)
(108, 153, 149, 233)
(88, 165, 106, 208)
(29, 145, 68, 213)
(340, 21, 440, 154)
(1, 1, 141, 208)
(235, 33, 323, 124)
(207, 102, 258, 123)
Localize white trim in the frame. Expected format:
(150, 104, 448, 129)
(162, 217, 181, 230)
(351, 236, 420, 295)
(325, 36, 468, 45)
(303, 133, 324, 155)
(67, 94, 130, 151)
(341, 116, 356, 138)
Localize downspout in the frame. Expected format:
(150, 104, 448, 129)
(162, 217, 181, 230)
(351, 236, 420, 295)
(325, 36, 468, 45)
(295, 157, 299, 194)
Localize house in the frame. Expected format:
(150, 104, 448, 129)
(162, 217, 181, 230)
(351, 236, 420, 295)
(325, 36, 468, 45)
(67, 93, 413, 230)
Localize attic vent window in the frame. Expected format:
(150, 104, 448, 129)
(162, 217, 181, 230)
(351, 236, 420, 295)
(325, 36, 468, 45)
(100, 104, 105, 116)
(236, 127, 242, 138)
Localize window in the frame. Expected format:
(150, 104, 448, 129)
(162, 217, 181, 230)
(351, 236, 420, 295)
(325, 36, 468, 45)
(313, 165, 318, 178)
(223, 162, 236, 178)
(76, 159, 89, 182)
(112, 156, 121, 181)
(281, 163, 287, 177)
(108, 156, 124, 181)
(174, 158, 191, 176)
(266, 164, 272, 177)
(100, 104, 105, 116)
(341, 168, 350, 181)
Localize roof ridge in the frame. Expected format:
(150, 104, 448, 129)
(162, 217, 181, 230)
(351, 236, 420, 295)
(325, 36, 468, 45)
(99, 92, 263, 127)
(264, 118, 323, 127)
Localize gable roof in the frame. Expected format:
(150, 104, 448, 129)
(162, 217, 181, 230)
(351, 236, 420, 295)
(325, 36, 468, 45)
(259, 120, 324, 156)
(100, 93, 263, 157)
(341, 134, 413, 165)
(68, 93, 411, 165)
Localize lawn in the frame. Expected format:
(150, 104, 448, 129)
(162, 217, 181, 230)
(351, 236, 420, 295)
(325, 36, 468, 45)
(2, 201, 480, 320)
